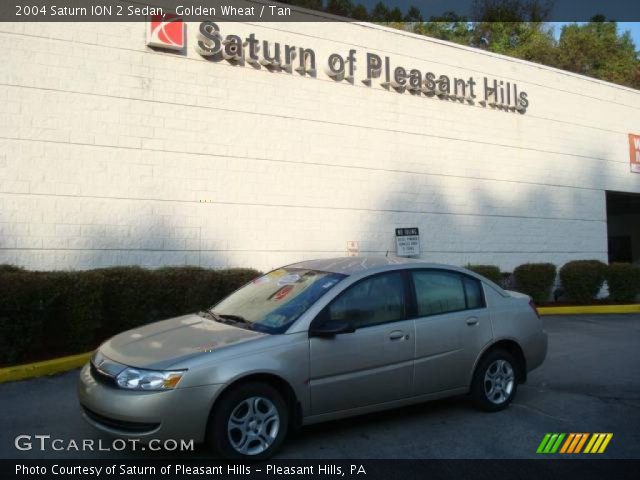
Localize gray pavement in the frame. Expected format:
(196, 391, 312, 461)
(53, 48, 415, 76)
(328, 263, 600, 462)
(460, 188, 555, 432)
(1, 314, 639, 459)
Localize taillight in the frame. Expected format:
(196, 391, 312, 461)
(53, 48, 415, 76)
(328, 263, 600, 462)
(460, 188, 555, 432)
(529, 299, 540, 318)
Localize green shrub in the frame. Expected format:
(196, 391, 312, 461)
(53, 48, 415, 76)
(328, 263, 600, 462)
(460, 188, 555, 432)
(0, 266, 260, 366)
(41, 271, 104, 354)
(513, 263, 557, 303)
(501, 272, 515, 290)
(0, 272, 48, 364)
(96, 267, 157, 332)
(465, 264, 502, 284)
(605, 263, 640, 303)
(0, 264, 25, 273)
(559, 260, 607, 304)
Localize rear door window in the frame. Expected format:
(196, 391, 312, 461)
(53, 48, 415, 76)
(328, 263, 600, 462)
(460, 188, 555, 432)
(411, 270, 466, 316)
(463, 276, 485, 309)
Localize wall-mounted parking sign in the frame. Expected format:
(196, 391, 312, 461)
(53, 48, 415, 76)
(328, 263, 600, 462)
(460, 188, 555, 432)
(395, 228, 420, 257)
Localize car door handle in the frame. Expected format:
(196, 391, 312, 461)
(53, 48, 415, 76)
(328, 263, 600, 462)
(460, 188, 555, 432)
(389, 330, 408, 341)
(466, 316, 479, 326)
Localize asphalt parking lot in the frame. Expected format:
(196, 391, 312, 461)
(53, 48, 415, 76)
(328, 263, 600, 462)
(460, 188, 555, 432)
(1, 314, 638, 459)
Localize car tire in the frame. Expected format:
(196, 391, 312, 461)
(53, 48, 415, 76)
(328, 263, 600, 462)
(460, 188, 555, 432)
(470, 349, 518, 412)
(208, 382, 289, 460)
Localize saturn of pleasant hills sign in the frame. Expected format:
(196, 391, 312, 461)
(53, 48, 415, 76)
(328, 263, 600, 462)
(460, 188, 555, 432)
(189, 21, 529, 113)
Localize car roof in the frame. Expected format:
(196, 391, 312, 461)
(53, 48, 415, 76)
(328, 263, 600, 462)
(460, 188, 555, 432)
(286, 256, 461, 276)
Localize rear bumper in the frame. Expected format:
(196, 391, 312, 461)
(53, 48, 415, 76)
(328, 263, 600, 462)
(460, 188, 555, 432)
(525, 330, 548, 374)
(77, 363, 223, 443)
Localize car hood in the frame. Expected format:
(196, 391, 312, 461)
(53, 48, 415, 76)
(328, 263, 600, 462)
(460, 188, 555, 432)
(99, 313, 266, 370)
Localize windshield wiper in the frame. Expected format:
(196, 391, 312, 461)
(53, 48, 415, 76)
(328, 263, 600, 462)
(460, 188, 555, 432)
(204, 310, 253, 329)
(201, 309, 231, 324)
(217, 314, 253, 328)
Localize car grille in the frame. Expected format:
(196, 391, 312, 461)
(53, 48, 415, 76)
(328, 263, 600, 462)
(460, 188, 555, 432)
(82, 406, 160, 433)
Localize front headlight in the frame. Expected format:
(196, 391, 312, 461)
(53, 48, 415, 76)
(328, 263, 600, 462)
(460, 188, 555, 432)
(115, 368, 185, 391)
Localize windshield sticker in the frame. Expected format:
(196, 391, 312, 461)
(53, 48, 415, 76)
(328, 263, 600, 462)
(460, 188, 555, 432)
(277, 274, 301, 286)
(322, 279, 338, 289)
(273, 285, 294, 301)
(252, 276, 271, 285)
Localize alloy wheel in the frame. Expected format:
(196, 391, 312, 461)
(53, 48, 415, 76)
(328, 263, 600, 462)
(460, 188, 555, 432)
(483, 359, 515, 405)
(227, 396, 280, 455)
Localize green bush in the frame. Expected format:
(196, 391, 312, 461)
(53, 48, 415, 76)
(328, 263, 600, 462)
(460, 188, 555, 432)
(0, 272, 48, 364)
(0, 264, 25, 273)
(501, 272, 515, 290)
(0, 266, 260, 366)
(606, 263, 640, 303)
(97, 267, 157, 332)
(559, 260, 607, 304)
(465, 264, 502, 284)
(41, 271, 104, 354)
(513, 263, 557, 303)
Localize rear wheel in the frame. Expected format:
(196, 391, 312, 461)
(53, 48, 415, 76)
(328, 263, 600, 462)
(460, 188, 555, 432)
(208, 382, 288, 459)
(470, 349, 518, 411)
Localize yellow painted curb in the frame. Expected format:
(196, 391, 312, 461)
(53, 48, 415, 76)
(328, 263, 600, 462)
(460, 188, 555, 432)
(538, 304, 640, 315)
(0, 351, 92, 384)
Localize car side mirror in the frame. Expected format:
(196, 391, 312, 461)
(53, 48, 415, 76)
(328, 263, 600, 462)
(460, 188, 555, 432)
(309, 320, 355, 338)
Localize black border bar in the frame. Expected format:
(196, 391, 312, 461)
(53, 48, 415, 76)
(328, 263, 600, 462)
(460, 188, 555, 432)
(4, 459, 640, 480)
(3, 0, 640, 22)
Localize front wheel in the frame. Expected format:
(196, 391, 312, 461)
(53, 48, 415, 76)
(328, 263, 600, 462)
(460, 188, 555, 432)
(208, 382, 289, 459)
(470, 350, 518, 412)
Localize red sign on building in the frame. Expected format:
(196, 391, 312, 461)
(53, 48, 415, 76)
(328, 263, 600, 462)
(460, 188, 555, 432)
(630, 134, 640, 173)
(147, 14, 184, 50)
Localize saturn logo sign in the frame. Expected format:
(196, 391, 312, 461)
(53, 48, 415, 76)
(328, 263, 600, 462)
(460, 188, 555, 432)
(147, 14, 184, 50)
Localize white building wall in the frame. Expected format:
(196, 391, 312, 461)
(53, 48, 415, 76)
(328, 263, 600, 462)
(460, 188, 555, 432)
(0, 18, 639, 272)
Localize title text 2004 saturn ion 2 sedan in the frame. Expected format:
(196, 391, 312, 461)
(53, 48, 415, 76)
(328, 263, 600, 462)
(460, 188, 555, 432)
(79, 256, 547, 459)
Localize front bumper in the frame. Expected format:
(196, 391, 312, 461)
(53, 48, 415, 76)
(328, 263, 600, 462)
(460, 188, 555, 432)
(77, 363, 223, 443)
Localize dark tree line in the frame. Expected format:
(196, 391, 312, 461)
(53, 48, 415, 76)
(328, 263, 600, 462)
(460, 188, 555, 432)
(279, 0, 423, 21)
(278, 0, 640, 89)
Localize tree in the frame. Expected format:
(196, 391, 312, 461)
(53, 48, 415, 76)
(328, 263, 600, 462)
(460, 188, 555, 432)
(351, 3, 369, 20)
(404, 6, 424, 22)
(370, 2, 391, 22)
(388, 7, 405, 22)
(471, 0, 552, 22)
(325, 0, 354, 17)
(556, 19, 640, 88)
(412, 12, 472, 45)
(507, 23, 557, 65)
(277, 0, 323, 10)
(272, 0, 640, 90)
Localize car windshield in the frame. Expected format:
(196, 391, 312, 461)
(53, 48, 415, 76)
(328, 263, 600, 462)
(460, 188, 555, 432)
(211, 268, 346, 334)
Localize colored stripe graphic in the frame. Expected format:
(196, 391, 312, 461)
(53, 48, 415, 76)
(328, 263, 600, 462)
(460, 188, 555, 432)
(537, 434, 552, 453)
(584, 433, 614, 454)
(560, 433, 589, 453)
(574, 433, 589, 453)
(550, 433, 565, 453)
(537, 433, 565, 453)
(597, 434, 613, 453)
(544, 434, 559, 453)
(538, 433, 613, 454)
(560, 434, 575, 453)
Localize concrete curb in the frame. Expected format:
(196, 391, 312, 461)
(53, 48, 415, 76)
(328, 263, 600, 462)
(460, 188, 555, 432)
(0, 351, 92, 384)
(538, 304, 640, 315)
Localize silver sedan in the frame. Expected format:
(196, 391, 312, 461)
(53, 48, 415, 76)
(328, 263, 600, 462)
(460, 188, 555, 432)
(78, 256, 547, 459)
